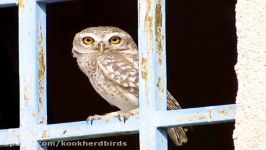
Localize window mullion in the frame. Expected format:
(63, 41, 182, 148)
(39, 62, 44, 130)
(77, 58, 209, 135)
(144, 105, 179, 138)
(138, 0, 167, 149)
(19, 0, 47, 149)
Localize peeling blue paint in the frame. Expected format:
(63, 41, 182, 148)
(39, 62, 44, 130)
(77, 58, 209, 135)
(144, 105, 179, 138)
(0, 1, 236, 150)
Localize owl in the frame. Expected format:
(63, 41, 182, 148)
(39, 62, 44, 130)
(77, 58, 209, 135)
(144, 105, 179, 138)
(72, 26, 187, 146)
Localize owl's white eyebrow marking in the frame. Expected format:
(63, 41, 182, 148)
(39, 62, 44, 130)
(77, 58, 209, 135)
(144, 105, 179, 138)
(103, 32, 123, 41)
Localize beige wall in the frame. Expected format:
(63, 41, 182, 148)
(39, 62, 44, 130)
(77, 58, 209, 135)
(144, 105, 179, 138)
(233, 0, 266, 149)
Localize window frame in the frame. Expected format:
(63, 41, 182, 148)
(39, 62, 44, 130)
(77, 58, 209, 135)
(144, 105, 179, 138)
(0, 0, 235, 149)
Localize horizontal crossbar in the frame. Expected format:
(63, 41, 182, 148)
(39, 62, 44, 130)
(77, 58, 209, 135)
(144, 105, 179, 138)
(0, 128, 20, 147)
(153, 104, 235, 128)
(0, 104, 235, 146)
(0, 0, 17, 7)
(36, 116, 139, 142)
(0, 0, 70, 8)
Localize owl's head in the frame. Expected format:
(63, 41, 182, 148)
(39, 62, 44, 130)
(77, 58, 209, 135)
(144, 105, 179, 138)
(72, 26, 137, 58)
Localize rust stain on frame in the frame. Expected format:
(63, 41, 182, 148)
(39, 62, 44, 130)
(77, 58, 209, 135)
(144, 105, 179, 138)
(144, 0, 152, 33)
(24, 83, 30, 105)
(141, 57, 150, 105)
(141, 57, 148, 80)
(155, 3, 163, 65)
(32, 112, 36, 117)
(144, 16, 153, 34)
(146, 0, 151, 13)
(38, 26, 46, 113)
(176, 113, 207, 122)
(17, 0, 25, 9)
(144, 0, 153, 54)
(41, 130, 49, 138)
(156, 77, 164, 92)
(218, 109, 230, 115)
(144, 15, 153, 54)
(197, 114, 207, 120)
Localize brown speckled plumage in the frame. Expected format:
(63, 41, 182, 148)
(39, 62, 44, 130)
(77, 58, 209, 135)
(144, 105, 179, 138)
(72, 26, 187, 146)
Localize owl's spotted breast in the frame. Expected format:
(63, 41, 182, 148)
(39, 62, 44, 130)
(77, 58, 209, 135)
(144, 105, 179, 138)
(89, 63, 138, 112)
(76, 54, 138, 112)
(97, 54, 138, 88)
(72, 26, 187, 146)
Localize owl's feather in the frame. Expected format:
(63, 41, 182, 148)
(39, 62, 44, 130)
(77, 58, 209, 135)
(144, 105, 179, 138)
(97, 53, 187, 146)
(72, 26, 187, 146)
(97, 53, 138, 88)
(167, 92, 188, 146)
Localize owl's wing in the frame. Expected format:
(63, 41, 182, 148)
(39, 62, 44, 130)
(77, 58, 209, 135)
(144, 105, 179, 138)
(98, 54, 187, 146)
(167, 91, 181, 110)
(167, 91, 188, 146)
(97, 53, 139, 90)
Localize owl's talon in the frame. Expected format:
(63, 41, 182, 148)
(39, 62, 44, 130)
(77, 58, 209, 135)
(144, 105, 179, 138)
(116, 112, 134, 123)
(117, 113, 128, 123)
(86, 115, 102, 125)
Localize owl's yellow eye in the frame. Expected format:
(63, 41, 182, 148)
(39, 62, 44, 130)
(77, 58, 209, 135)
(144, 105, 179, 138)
(82, 37, 94, 45)
(109, 36, 121, 44)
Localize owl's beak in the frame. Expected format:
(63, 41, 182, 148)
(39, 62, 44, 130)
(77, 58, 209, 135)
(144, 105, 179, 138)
(98, 41, 105, 54)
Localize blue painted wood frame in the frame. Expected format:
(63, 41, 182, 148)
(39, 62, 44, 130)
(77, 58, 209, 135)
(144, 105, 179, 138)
(0, 1, 236, 150)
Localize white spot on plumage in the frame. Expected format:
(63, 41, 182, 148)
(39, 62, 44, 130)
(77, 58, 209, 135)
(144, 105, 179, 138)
(128, 82, 135, 87)
(106, 65, 113, 72)
(113, 71, 120, 76)
(121, 74, 127, 80)
(128, 76, 135, 82)
(122, 83, 128, 87)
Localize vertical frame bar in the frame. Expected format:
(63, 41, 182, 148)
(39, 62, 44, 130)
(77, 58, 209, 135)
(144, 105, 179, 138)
(19, 0, 38, 129)
(0, 2, 237, 149)
(37, 2, 47, 125)
(19, 0, 47, 149)
(138, 0, 167, 149)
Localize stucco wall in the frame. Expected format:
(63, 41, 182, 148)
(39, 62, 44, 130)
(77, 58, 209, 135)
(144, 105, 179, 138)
(233, 0, 266, 149)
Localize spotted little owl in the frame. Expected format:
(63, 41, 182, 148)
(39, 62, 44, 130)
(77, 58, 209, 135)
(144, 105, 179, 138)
(72, 26, 187, 146)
